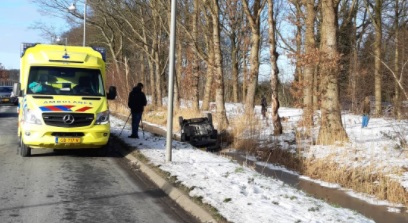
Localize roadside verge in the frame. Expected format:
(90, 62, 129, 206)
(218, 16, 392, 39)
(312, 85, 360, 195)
(110, 135, 218, 223)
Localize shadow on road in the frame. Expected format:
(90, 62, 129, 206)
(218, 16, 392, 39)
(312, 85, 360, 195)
(0, 112, 18, 118)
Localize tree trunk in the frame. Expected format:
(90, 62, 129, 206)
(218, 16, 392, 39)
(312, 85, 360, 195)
(317, 0, 348, 145)
(148, 53, 157, 106)
(267, 0, 282, 135)
(294, 1, 303, 108)
(231, 33, 239, 103)
(242, 0, 262, 114)
(303, 0, 316, 128)
(175, 37, 182, 109)
(154, 48, 162, 107)
(242, 56, 248, 103)
(191, 0, 200, 112)
(211, 0, 229, 129)
(373, 0, 383, 116)
(202, 46, 215, 111)
(393, 0, 401, 120)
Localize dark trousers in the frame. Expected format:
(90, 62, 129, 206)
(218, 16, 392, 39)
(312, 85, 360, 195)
(131, 112, 143, 136)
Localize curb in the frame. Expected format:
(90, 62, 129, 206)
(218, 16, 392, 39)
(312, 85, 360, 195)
(116, 146, 217, 223)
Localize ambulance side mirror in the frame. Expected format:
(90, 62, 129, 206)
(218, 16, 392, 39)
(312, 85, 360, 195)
(13, 83, 21, 96)
(107, 86, 116, 100)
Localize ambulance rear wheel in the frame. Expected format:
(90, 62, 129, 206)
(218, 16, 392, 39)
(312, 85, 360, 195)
(20, 138, 31, 157)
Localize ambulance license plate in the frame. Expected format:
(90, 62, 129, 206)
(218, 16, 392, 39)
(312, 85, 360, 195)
(56, 137, 81, 143)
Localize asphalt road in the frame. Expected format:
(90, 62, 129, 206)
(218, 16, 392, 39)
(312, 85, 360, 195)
(0, 104, 199, 223)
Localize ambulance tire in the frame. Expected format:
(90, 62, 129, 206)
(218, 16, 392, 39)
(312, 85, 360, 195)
(94, 145, 108, 157)
(20, 138, 31, 157)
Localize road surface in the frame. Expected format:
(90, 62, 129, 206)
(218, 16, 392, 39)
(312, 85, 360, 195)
(0, 104, 199, 223)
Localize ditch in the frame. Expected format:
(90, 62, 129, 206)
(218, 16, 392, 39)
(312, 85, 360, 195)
(223, 151, 408, 223)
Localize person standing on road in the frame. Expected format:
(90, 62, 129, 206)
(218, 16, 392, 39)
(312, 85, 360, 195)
(128, 83, 147, 138)
(362, 96, 370, 128)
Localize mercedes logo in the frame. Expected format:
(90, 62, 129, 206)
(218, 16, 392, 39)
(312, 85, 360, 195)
(62, 114, 75, 124)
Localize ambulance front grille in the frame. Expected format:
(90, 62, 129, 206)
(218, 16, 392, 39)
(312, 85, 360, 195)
(42, 113, 94, 127)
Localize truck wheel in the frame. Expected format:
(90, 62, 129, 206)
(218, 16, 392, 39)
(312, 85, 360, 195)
(206, 113, 213, 125)
(178, 116, 184, 128)
(20, 138, 31, 157)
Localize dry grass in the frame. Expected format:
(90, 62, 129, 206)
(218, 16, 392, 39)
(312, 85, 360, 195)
(316, 126, 349, 145)
(256, 147, 303, 172)
(109, 101, 208, 132)
(302, 157, 408, 207)
(228, 112, 261, 152)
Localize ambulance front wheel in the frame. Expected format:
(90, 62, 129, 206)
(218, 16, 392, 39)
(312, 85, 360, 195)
(20, 137, 31, 157)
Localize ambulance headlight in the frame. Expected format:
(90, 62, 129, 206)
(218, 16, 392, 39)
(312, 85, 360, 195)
(24, 109, 43, 125)
(96, 110, 109, 125)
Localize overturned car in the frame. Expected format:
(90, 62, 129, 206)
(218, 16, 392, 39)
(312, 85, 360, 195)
(179, 113, 218, 150)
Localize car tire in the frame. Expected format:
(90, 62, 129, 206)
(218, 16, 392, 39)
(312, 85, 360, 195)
(181, 133, 186, 142)
(211, 129, 218, 139)
(206, 113, 213, 125)
(178, 116, 184, 128)
(20, 137, 31, 157)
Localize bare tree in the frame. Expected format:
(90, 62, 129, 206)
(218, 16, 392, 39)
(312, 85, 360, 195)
(267, 0, 283, 135)
(303, 0, 317, 128)
(364, 0, 383, 115)
(207, 0, 229, 128)
(317, 0, 348, 144)
(242, 0, 266, 114)
(222, 0, 245, 103)
(191, 0, 201, 111)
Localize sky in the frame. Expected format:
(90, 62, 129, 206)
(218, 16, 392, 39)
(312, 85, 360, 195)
(0, 1, 295, 83)
(0, 0, 68, 69)
(108, 100, 408, 223)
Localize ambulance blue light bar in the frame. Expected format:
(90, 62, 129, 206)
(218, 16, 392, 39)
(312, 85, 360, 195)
(92, 47, 106, 62)
(20, 43, 38, 57)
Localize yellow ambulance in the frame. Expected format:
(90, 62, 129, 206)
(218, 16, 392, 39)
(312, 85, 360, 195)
(14, 43, 117, 157)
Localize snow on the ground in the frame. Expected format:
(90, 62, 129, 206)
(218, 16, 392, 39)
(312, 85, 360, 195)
(307, 113, 408, 190)
(109, 103, 408, 223)
(111, 123, 367, 221)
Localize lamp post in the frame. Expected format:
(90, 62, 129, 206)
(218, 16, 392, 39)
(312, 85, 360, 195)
(68, 0, 87, 46)
(165, 0, 177, 162)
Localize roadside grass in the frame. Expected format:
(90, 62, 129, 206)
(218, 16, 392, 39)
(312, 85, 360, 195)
(219, 111, 408, 208)
(302, 156, 408, 207)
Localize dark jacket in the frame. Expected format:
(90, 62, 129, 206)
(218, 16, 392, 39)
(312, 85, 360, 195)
(128, 86, 147, 113)
(362, 98, 370, 115)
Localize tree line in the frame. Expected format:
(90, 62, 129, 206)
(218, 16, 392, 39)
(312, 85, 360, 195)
(30, 0, 408, 145)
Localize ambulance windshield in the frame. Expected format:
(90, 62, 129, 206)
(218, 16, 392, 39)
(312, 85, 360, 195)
(26, 66, 105, 96)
